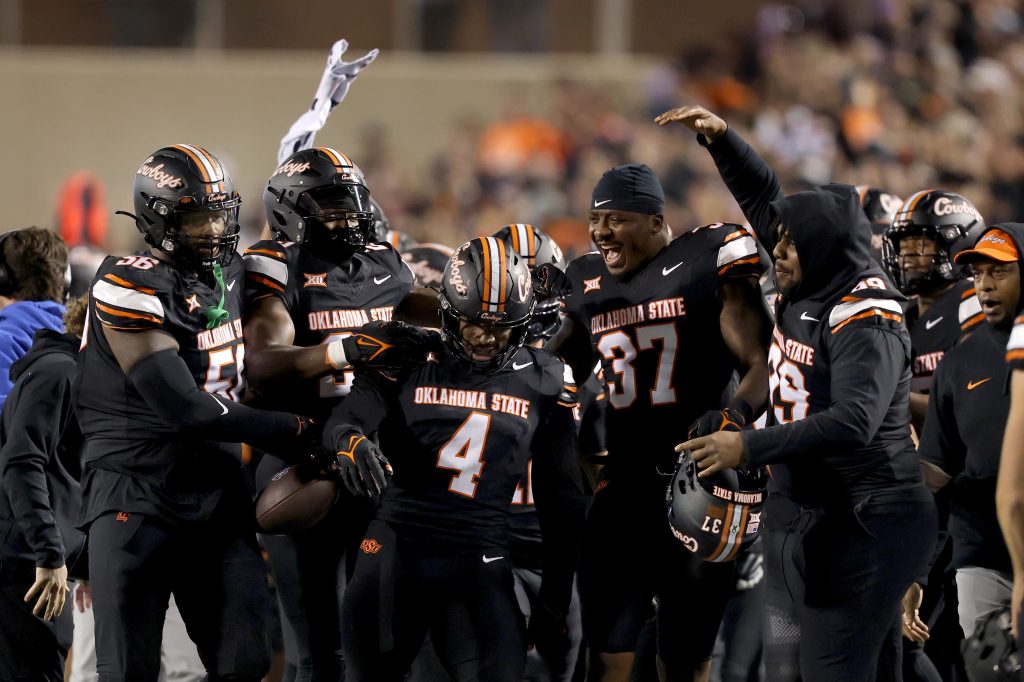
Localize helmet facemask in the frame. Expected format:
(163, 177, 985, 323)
(439, 292, 533, 373)
(147, 194, 241, 272)
(299, 184, 374, 254)
(882, 224, 959, 295)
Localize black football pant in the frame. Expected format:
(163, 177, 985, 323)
(88, 510, 273, 682)
(0, 559, 73, 681)
(514, 565, 583, 682)
(342, 519, 527, 682)
(578, 473, 735, 674)
(761, 487, 937, 682)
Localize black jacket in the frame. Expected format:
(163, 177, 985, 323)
(0, 329, 84, 571)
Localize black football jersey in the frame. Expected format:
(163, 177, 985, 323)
(402, 243, 452, 288)
(243, 239, 414, 414)
(907, 279, 981, 393)
(564, 224, 762, 472)
(509, 371, 606, 554)
(329, 345, 576, 548)
(75, 252, 248, 524)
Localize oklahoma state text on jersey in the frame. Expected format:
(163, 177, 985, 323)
(243, 239, 414, 411)
(564, 223, 762, 471)
(907, 279, 982, 393)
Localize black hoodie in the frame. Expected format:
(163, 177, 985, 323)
(704, 129, 923, 508)
(0, 329, 84, 570)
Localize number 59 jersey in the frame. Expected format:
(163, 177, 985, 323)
(564, 224, 762, 473)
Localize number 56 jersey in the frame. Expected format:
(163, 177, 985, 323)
(563, 224, 762, 473)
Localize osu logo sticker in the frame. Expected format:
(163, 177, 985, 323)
(360, 538, 383, 554)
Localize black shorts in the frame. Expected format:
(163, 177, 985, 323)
(342, 519, 526, 682)
(578, 473, 735, 670)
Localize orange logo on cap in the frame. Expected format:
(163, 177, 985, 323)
(360, 538, 382, 554)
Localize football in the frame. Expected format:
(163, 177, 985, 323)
(255, 464, 339, 534)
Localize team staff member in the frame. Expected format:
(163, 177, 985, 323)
(324, 237, 585, 682)
(75, 146, 318, 682)
(668, 106, 937, 681)
(548, 163, 771, 682)
(244, 146, 438, 682)
(0, 296, 87, 681)
(0, 227, 70, 409)
(917, 226, 1021, 639)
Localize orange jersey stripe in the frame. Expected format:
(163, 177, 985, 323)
(961, 314, 984, 332)
(103, 274, 156, 295)
(1007, 349, 1024, 361)
(830, 309, 902, 334)
(724, 230, 748, 243)
(247, 273, 285, 292)
(95, 302, 162, 324)
(243, 247, 286, 260)
(717, 256, 760, 274)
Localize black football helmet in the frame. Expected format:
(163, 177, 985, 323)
(126, 145, 241, 271)
(439, 237, 535, 372)
(263, 147, 373, 249)
(667, 451, 767, 562)
(962, 606, 1022, 681)
(882, 190, 986, 294)
(492, 224, 566, 342)
(402, 243, 453, 288)
(369, 196, 390, 242)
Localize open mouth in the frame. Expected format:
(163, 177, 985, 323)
(598, 244, 624, 268)
(980, 298, 1002, 316)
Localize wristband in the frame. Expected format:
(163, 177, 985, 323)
(326, 338, 349, 370)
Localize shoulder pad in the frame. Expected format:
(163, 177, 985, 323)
(697, 224, 760, 278)
(958, 289, 983, 333)
(243, 240, 291, 295)
(92, 254, 169, 330)
(1008, 315, 1024, 368)
(828, 295, 904, 335)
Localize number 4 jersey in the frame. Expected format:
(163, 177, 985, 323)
(75, 252, 249, 524)
(564, 224, 762, 473)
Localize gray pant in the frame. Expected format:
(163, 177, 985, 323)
(513, 566, 582, 682)
(955, 566, 1013, 638)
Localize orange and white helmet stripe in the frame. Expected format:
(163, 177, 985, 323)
(508, 223, 537, 265)
(479, 237, 508, 313)
(893, 189, 935, 224)
(317, 146, 353, 169)
(171, 144, 225, 193)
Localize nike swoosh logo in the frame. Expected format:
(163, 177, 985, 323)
(226, 280, 236, 292)
(482, 555, 503, 563)
(967, 378, 991, 390)
(594, 199, 612, 207)
(925, 317, 943, 330)
(662, 262, 684, 276)
(374, 275, 392, 284)
(512, 361, 533, 370)
(800, 312, 819, 322)
(209, 394, 229, 416)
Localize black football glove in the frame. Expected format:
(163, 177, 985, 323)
(337, 321, 442, 373)
(687, 407, 746, 440)
(532, 263, 572, 300)
(335, 432, 392, 497)
(527, 602, 571, 662)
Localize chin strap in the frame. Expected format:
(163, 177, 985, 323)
(204, 263, 230, 329)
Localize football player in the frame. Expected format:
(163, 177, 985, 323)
(243, 146, 439, 681)
(74, 145, 317, 682)
(858, 186, 903, 263)
(321, 237, 585, 682)
(997, 225, 1024, 642)
(495, 223, 605, 682)
(546, 163, 772, 681)
(882, 190, 985, 430)
(666, 106, 938, 681)
(918, 226, 1020, 640)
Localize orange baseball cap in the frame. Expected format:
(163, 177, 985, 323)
(954, 228, 1019, 264)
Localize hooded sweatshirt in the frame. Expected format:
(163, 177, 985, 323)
(0, 329, 84, 570)
(704, 130, 922, 508)
(0, 300, 65, 410)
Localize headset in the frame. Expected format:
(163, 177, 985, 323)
(0, 231, 19, 298)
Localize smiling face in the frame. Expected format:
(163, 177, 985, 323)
(771, 226, 803, 296)
(972, 260, 1021, 328)
(587, 209, 667, 277)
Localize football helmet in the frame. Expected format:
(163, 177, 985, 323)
(263, 147, 373, 249)
(857, 186, 903, 235)
(439, 237, 535, 372)
(126, 145, 241, 271)
(961, 606, 1021, 681)
(402, 243, 454, 288)
(667, 450, 766, 562)
(492, 224, 566, 342)
(369, 196, 390, 242)
(882, 190, 986, 294)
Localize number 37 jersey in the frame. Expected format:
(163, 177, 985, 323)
(564, 224, 762, 471)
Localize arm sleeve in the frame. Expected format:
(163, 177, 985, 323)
(322, 369, 395, 451)
(743, 324, 908, 465)
(531, 401, 586, 614)
(701, 128, 785, 255)
(917, 360, 966, 475)
(127, 349, 303, 453)
(0, 366, 71, 568)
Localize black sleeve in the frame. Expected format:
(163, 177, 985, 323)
(322, 369, 396, 451)
(700, 128, 785, 256)
(0, 363, 72, 568)
(577, 391, 607, 456)
(530, 401, 586, 615)
(917, 360, 965, 476)
(127, 349, 303, 453)
(743, 324, 907, 465)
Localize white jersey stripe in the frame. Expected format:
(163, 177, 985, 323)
(958, 294, 982, 325)
(828, 297, 903, 328)
(244, 253, 289, 286)
(717, 234, 757, 268)
(92, 280, 165, 318)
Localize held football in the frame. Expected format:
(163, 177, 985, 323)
(255, 464, 339, 534)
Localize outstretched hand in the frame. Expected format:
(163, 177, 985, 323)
(655, 105, 728, 142)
